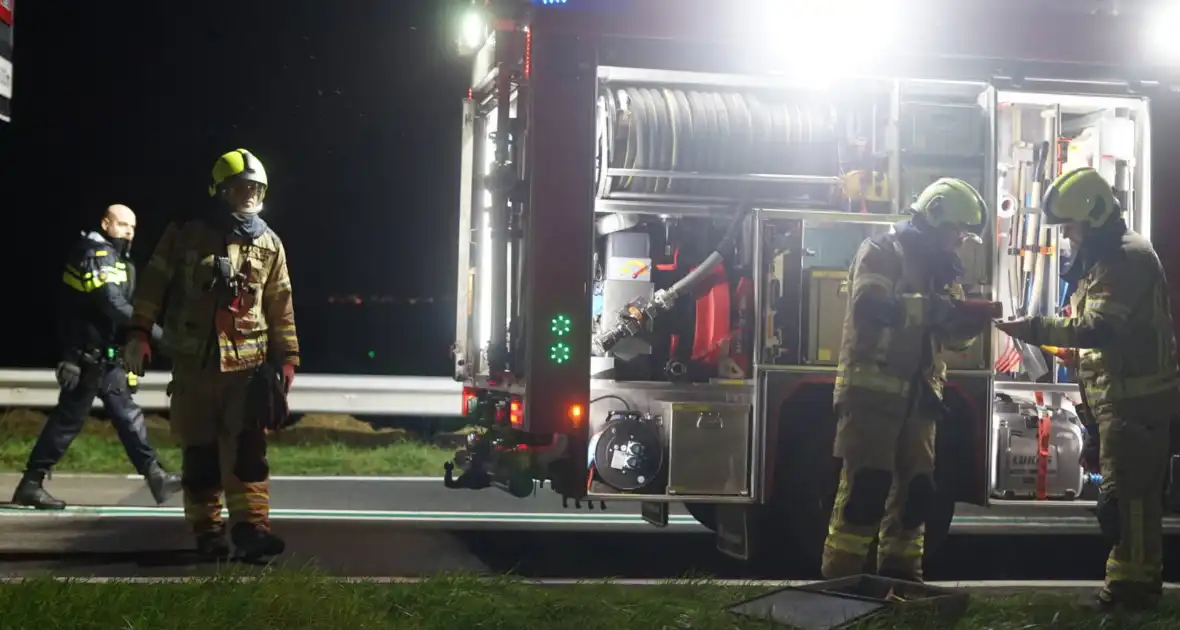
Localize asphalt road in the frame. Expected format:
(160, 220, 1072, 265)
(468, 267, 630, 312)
(2, 474, 1180, 581)
(7, 473, 1180, 536)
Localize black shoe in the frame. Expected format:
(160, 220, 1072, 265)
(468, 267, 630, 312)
(195, 530, 230, 561)
(230, 522, 286, 563)
(144, 463, 182, 505)
(1087, 584, 1161, 612)
(11, 474, 66, 510)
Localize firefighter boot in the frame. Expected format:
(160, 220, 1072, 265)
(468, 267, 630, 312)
(144, 462, 182, 505)
(230, 522, 286, 563)
(11, 472, 66, 510)
(1088, 582, 1162, 613)
(196, 529, 231, 562)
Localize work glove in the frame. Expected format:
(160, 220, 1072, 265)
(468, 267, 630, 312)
(55, 361, 81, 391)
(123, 329, 152, 376)
(995, 316, 1038, 344)
(282, 364, 296, 394)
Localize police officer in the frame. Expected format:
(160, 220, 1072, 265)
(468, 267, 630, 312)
(825, 179, 993, 581)
(13, 204, 181, 509)
(125, 149, 299, 562)
(997, 167, 1179, 611)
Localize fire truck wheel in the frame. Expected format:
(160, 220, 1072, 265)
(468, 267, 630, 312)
(684, 503, 717, 532)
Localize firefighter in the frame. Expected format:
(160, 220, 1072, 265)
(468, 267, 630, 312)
(825, 178, 992, 582)
(13, 204, 181, 509)
(124, 149, 299, 562)
(996, 166, 1179, 611)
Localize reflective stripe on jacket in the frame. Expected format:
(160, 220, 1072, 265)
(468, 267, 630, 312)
(1038, 228, 1180, 408)
(131, 220, 300, 373)
(835, 231, 981, 414)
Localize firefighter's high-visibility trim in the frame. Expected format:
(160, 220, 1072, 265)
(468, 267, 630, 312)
(1083, 370, 1180, 401)
(825, 527, 874, 556)
(1106, 557, 1156, 583)
(879, 534, 924, 559)
(835, 365, 911, 397)
(852, 272, 893, 294)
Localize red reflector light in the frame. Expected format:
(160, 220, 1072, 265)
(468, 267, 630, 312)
(461, 387, 477, 416)
(567, 403, 584, 427)
(509, 398, 524, 427)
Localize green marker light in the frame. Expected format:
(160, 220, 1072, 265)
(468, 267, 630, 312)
(550, 314, 572, 336)
(549, 342, 571, 364)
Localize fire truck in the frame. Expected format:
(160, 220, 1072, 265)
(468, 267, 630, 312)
(446, 0, 1180, 571)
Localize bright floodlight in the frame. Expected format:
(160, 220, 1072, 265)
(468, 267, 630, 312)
(1150, 5, 1180, 63)
(757, 0, 899, 86)
(458, 9, 486, 54)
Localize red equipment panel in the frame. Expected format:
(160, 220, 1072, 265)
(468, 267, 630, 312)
(520, 15, 597, 474)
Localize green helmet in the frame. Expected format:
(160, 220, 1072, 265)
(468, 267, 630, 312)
(911, 178, 987, 239)
(208, 149, 269, 198)
(1041, 167, 1117, 228)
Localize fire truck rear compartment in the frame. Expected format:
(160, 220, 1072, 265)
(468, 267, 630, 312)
(454, 51, 1162, 563)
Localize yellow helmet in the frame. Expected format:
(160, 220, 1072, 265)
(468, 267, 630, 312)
(208, 149, 269, 198)
(911, 178, 987, 238)
(1041, 167, 1117, 228)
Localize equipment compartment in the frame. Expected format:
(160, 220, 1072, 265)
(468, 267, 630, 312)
(664, 400, 751, 496)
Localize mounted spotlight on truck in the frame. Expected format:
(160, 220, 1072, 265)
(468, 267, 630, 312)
(445, 0, 1180, 573)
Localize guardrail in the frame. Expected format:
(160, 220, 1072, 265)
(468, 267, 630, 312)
(0, 369, 464, 417)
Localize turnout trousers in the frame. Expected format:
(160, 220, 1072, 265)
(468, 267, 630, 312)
(822, 404, 937, 581)
(25, 361, 158, 477)
(169, 364, 272, 536)
(1093, 399, 1171, 604)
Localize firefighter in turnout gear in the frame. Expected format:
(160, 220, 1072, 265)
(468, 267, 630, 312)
(124, 149, 300, 562)
(997, 167, 1180, 611)
(13, 205, 181, 509)
(825, 178, 993, 581)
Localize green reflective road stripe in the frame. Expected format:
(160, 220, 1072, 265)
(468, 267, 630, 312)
(0, 506, 699, 523)
(0, 506, 1110, 526)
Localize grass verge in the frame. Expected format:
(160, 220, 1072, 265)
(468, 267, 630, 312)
(0, 409, 460, 477)
(1, 568, 1179, 629)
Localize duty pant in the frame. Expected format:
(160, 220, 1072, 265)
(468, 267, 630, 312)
(25, 361, 157, 476)
(169, 365, 271, 536)
(1095, 403, 1171, 599)
(823, 407, 937, 580)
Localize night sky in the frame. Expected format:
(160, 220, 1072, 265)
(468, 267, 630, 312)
(0, 1, 472, 375)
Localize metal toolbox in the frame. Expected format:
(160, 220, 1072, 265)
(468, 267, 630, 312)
(804, 268, 848, 366)
(662, 400, 751, 496)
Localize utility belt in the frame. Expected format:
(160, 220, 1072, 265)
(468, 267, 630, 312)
(70, 346, 139, 393)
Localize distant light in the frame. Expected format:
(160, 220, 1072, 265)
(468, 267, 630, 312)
(536, 0, 568, 4)
(367, 350, 376, 359)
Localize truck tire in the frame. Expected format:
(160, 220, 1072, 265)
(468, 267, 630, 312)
(685, 503, 718, 532)
(776, 398, 840, 574)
